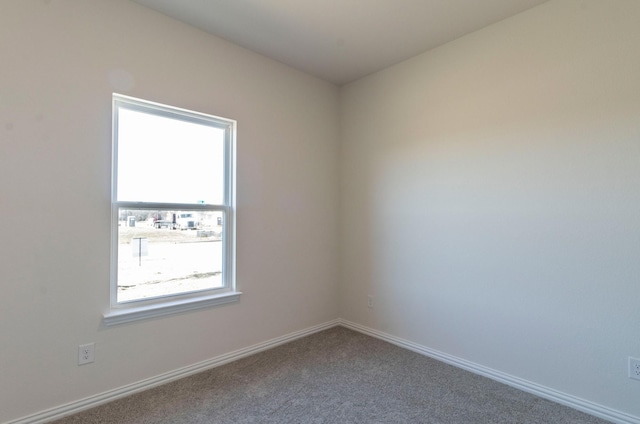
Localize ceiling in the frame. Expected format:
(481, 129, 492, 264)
(131, 0, 549, 85)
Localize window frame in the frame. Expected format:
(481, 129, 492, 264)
(104, 94, 239, 326)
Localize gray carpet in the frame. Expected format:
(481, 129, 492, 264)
(51, 327, 610, 423)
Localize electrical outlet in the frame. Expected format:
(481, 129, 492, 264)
(78, 343, 95, 365)
(630, 357, 640, 381)
(367, 295, 374, 308)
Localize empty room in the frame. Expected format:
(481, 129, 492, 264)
(1, 0, 639, 423)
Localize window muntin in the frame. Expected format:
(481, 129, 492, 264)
(111, 94, 236, 310)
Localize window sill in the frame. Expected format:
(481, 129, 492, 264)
(103, 291, 241, 326)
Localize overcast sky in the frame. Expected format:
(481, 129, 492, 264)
(116, 108, 225, 205)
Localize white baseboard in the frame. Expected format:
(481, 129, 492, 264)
(5, 319, 341, 424)
(8, 318, 638, 424)
(338, 318, 640, 424)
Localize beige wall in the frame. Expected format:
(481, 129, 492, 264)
(339, 0, 640, 418)
(4, 0, 640, 422)
(0, 1, 339, 421)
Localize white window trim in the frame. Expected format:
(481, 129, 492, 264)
(103, 292, 241, 326)
(104, 94, 239, 326)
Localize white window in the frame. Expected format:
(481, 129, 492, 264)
(104, 94, 239, 326)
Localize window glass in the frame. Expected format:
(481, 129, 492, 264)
(117, 108, 225, 205)
(117, 209, 224, 302)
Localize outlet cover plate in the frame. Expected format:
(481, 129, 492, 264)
(79, 343, 95, 365)
(629, 357, 640, 381)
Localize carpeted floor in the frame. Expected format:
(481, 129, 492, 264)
(51, 326, 610, 423)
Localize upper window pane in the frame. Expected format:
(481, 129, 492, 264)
(116, 107, 225, 205)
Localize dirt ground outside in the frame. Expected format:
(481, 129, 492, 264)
(117, 223, 223, 302)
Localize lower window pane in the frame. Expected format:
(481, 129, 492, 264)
(117, 209, 224, 303)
